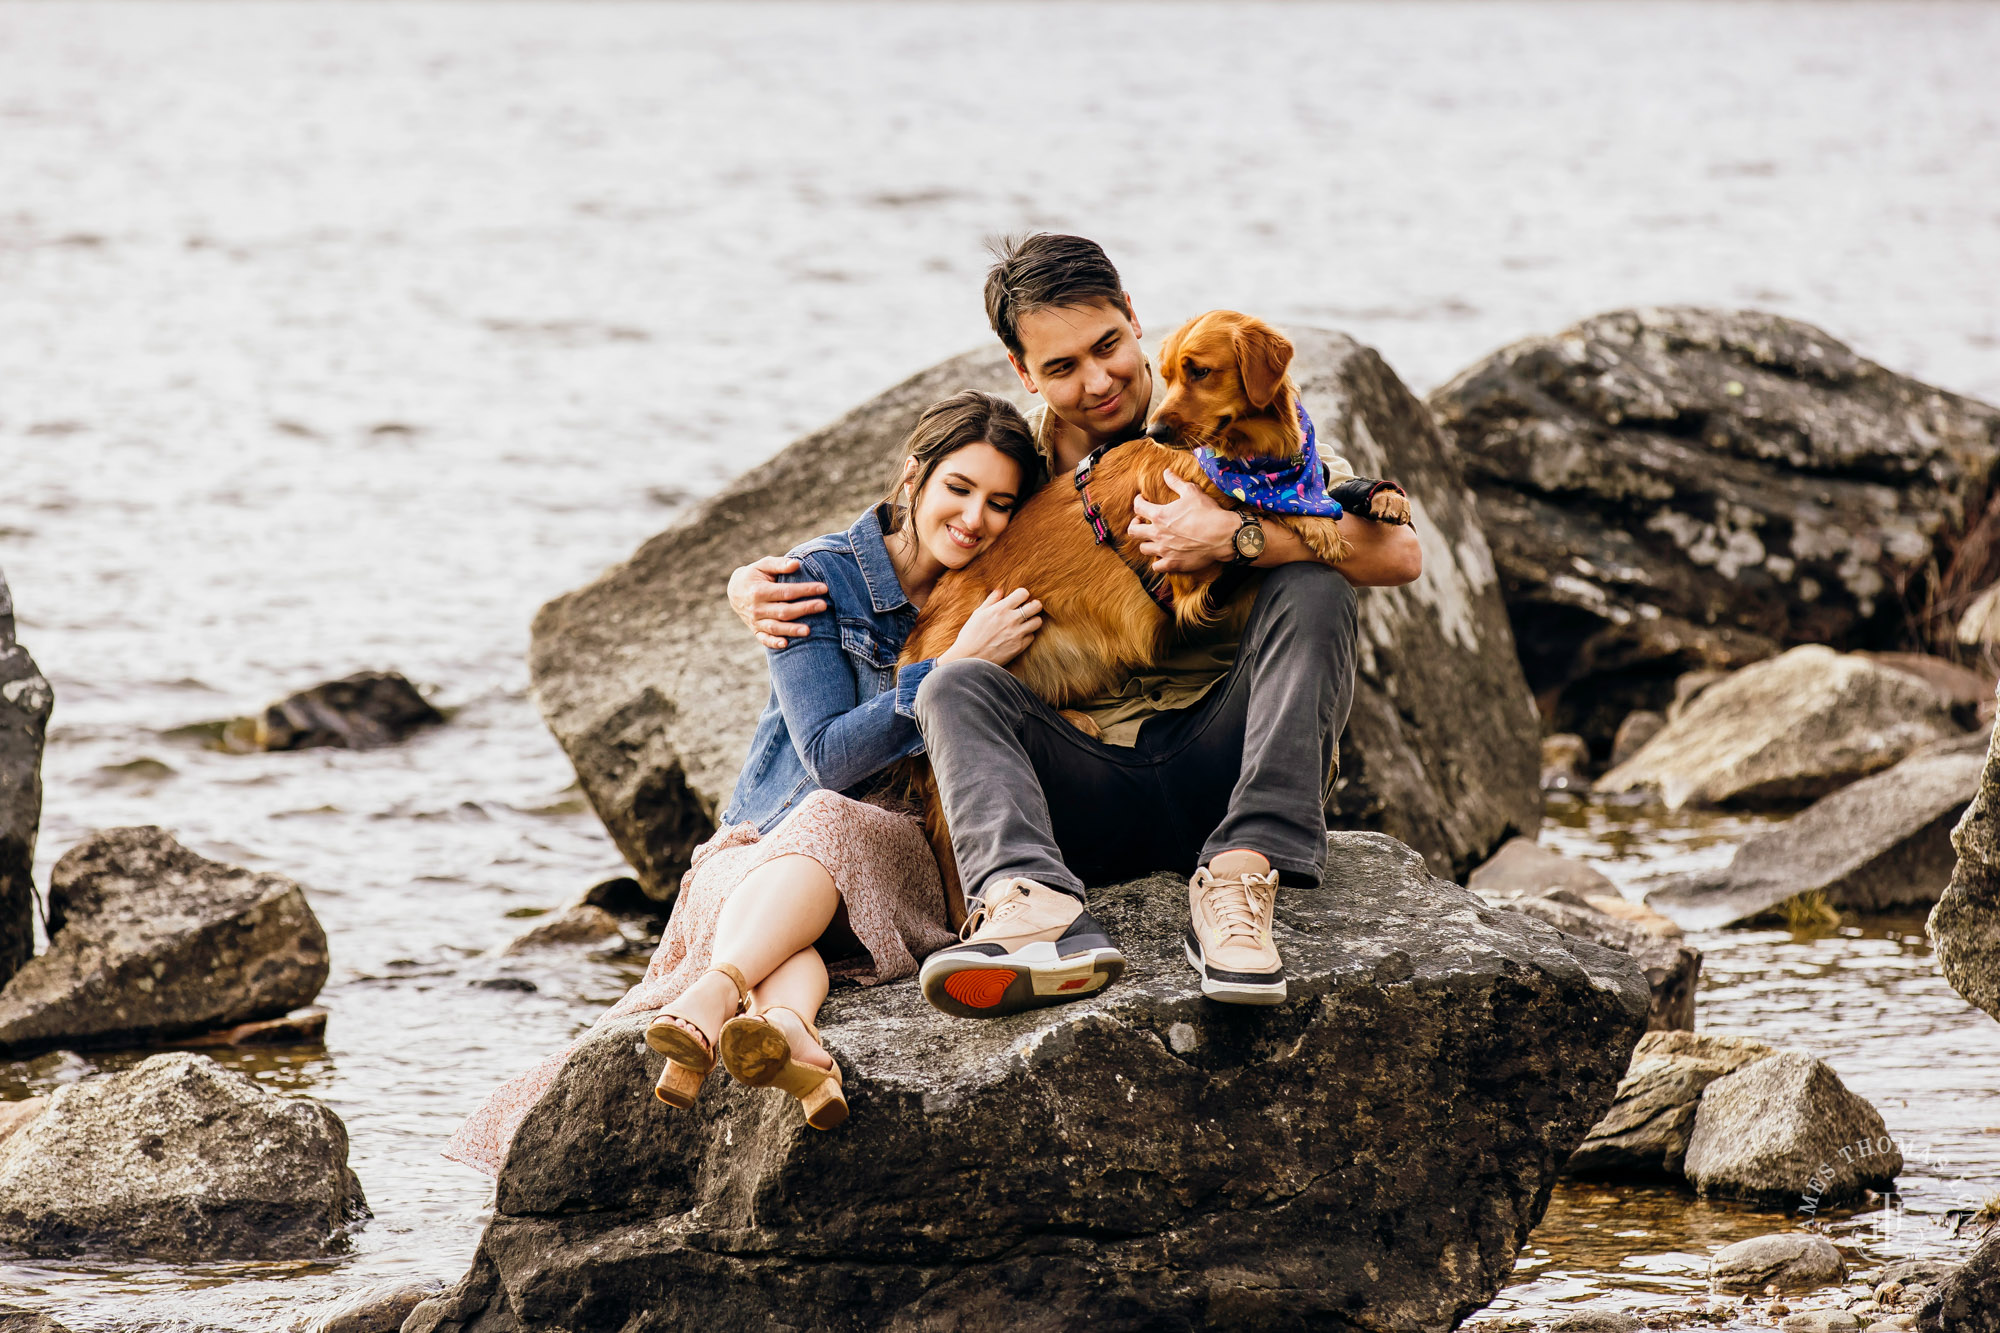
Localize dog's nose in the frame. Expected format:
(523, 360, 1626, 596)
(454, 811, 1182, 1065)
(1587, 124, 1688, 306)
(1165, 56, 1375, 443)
(1145, 422, 1176, 445)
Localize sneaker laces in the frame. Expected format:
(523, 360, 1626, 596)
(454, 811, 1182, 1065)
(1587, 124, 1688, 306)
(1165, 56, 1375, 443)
(1200, 870, 1271, 946)
(959, 880, 1031, 941)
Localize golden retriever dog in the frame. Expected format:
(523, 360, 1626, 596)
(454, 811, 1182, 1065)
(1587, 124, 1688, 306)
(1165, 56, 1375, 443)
(899, 311, 1408, 919)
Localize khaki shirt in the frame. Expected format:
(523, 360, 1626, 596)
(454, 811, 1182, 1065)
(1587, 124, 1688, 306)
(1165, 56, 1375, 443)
(1022, 392, 1354, 746)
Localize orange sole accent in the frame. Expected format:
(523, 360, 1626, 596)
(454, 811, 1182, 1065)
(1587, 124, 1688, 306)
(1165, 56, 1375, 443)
(944, 968, 1017, 1010)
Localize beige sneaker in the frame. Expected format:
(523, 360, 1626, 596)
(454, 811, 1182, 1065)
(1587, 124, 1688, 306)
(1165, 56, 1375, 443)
(1185, 849, 1286, 1004)
(919, 878, 1125, 1019)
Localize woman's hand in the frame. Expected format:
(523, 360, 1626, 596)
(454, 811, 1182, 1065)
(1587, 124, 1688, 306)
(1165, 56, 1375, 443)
(939, 588, 1043, 667)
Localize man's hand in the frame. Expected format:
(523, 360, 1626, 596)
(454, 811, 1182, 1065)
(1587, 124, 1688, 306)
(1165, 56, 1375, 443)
(727, 556, 828, 651)
(1129, 472, 1238, 573)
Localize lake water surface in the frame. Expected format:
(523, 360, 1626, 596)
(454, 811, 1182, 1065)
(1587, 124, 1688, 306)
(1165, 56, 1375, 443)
(3, 3, 1997, 1328)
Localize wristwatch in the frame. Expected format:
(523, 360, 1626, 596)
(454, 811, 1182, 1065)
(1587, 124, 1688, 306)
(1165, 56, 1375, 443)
(1230, 511, 1266, 565)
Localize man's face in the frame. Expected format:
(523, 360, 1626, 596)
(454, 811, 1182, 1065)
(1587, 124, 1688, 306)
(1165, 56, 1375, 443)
(1007, 298, 1148, 442)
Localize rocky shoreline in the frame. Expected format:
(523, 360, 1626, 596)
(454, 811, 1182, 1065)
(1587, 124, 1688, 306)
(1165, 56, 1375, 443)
(2, 307, 1998, 1327)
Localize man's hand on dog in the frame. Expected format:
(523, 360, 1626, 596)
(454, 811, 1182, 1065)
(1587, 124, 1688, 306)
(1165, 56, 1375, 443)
(1129, 472, 1238, 573)
(729, 557, 828, 651)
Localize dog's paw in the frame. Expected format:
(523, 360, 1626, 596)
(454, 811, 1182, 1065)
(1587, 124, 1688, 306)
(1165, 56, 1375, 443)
(1058, 708, 1103, 740)
(1370, 491, 1412, 525)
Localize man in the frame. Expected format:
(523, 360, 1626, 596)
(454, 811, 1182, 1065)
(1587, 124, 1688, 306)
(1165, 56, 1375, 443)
(728, 234, 1422, 1016)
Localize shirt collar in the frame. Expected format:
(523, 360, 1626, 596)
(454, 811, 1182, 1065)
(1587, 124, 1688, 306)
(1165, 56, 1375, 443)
(851, 504, 913, 615)
(1027, 360, 1159, 475)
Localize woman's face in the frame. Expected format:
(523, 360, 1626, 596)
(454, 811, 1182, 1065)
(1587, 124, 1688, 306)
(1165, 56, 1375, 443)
(907, 442, 1024, 571)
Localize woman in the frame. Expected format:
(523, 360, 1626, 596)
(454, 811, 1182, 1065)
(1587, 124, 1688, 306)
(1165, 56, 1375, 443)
(446, 391, 1045, 1172)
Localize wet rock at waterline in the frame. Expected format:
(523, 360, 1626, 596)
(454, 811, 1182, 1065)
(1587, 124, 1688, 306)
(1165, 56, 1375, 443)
(1542, 732, 1591, 792)
(255, 671, 442, 751)
(1931, 722, 2000, 1025)
(1471, 839, 1696, 1029)
(1610, 709, 1667, 767)
(0, 570, 51, 991)
(1647, 733, 1986, 930)
(1427, 306, 2000, 749)
(1917, 1230, 2000, 1333)
(297, 1280, 445, 1333)
(1711, 1233, 1848, 1295)
(529, 333, 1541, 900)
(0, 1310, 76, 1333)
(405, 833, 1648, 1332)
(179, 1004, 329, 1049)
(1682, 1050, 1902, 1208)
(1596, 646, 1963, 809)
(0, 827, 329, 1056)
(501, 903, 623, 954)
(0, 1052, 365, 1260)
(1567, 1030, 1776, 1177)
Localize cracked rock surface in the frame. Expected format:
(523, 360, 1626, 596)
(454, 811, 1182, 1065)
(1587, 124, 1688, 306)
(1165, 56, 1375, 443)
(0, 569, 51, 991)
(407, 832, 1647, 1333)
(1428, 307, 2000, 749)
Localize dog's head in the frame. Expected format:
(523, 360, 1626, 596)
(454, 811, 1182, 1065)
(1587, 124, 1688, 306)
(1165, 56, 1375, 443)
(1145, 311, 1296, 458)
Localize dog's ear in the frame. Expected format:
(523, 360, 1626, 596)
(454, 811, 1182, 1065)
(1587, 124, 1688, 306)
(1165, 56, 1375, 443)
(1235, 322, 1293, 409)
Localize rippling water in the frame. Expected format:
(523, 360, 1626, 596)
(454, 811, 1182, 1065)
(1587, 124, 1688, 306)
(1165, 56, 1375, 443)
(3, 3, 1997, 1328)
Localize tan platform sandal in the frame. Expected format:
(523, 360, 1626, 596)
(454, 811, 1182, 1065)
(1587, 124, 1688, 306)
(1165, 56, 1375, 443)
(717, 1005, 847, 1130)
(643, 962, 749, 1108)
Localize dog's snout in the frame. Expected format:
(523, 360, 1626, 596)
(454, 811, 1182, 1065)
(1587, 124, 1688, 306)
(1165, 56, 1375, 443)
(1145, 421, 1177, 445)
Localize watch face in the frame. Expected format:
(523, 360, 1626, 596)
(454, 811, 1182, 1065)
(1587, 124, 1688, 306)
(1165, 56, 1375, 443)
(1235, 519, 1266, 560)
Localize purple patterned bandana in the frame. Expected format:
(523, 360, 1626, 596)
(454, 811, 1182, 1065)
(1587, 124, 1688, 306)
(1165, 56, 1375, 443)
(1194, 404, 1343, 518)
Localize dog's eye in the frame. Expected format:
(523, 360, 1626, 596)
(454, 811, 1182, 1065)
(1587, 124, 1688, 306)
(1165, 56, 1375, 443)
(1187, 365, 1212, 381)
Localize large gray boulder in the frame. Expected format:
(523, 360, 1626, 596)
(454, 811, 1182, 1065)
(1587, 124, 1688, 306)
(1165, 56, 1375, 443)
(0, 571, 50, 991)
(0, 827, 329, 1055)
(1682, 1049, 1901, 1208)
(1648, 733, 1985, 930)
(0, 1052, 365, 1259)
(406, 833, 1648, 1332)
(1932, 715, 2000, 1024)
(1597, 646, 1963, 809)
(1428, 307, 2000, 749)
(529, 331, 1540, 900)
(1567, 1030, 1776, 1177)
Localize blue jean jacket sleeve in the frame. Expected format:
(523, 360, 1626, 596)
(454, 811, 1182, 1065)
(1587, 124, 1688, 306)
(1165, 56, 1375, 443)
(765, 569, 928, 792)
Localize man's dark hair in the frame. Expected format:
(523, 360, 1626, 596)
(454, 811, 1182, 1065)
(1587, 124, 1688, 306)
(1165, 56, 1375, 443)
(983, 233, 1132, 361)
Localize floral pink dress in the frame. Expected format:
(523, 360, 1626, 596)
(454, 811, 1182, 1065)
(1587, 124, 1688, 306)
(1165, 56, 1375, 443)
(445, 788, 954, 1177)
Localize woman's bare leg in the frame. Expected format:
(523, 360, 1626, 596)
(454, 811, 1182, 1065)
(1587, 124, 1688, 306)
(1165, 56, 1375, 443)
(657, 853, 838, 1045)
(751, 947, 833, 1071)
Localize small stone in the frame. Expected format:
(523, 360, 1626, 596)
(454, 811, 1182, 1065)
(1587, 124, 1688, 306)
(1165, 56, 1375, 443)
(502, 904, 622, 954)
(1864, 1318, 1915, 1332)
(180, 1005, 328, 1049)
(469, 976, 537, 992)
(1548, 1313, 1643, 1332)
(1781, 1313, 1862, 1332)
(0, 1308, 77, 1333)
(299, 1279, 443, 1333)
(1711, 1233, 1846, 1295)
(1542, 734, 1591, 791)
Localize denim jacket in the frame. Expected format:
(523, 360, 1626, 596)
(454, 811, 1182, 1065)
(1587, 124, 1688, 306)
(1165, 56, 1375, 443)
(717, 504, 938, 834)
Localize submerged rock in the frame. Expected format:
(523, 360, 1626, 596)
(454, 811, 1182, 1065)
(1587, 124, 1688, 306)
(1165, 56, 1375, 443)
(1567, 1030, 1776, 1178)
(1712, 1233, 1848, 1294)
(0, 1052, 365, 1259)
(529, 333, 1540, 900)
(500, 904, 622, 954)
(1931, 723, 2000, 1025)
(1648, 734, 1985, 930)
(1597, 646, 1963, 809)
(0, 1310, 75, 1333)
(1683, 1050, 1901, 1208)
(1428, 307, 2000, 748)
(0, 570, 51, 990)
(0, 827, 329, 1056)
(406, 833, 1647, 1332)
(255, 671, 442, 751)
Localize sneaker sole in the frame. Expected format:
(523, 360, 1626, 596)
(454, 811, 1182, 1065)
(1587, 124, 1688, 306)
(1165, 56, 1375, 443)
(920, 940, 1126, 1020)
(1183, 936, 1286, 1005)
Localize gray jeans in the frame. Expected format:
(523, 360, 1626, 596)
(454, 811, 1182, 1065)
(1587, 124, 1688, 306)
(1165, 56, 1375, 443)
(912, 562, 1358, 904)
